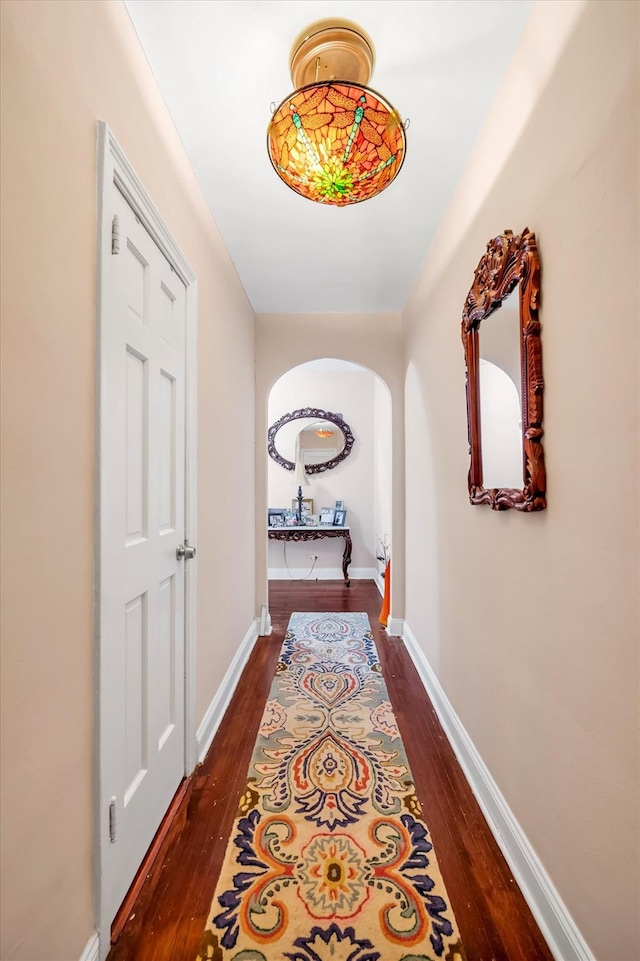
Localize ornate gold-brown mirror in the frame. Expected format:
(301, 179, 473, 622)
(461, 228, 546, 511)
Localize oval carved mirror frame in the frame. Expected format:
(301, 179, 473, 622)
(268, 407, 355, 474)
(461, 228, 546, 511)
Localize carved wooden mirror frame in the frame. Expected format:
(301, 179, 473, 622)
(267, 407, 355, 474)
(461, 228, 546, 511)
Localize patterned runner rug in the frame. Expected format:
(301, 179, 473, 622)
(197, 612, 465, 961)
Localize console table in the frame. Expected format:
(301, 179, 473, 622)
(268, 525, 352, 587)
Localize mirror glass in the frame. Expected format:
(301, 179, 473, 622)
(273, 418, 345, 467)
(478, 288, 523, 489)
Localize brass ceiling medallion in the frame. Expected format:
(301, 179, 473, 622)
(289, 19, 376, 88)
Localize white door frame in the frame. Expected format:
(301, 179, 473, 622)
(94, 122, 198, 953)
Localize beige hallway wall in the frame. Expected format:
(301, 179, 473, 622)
(402, 2, 639, 958)
(0, 2, 255, 959)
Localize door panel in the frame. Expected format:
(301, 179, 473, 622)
(124, 590, 148, 804)
(158, 369, 176, 532)
(125, 347, 148, 543)
(101, 185, 187, 928)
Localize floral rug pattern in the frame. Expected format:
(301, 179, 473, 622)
(196, 613, 465, 961)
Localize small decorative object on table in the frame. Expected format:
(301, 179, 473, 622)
(376, 535, 391, 626)
(319, 508, 335, 525)
(333, 509, 347, 526)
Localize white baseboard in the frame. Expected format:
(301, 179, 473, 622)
(196, 619, 259, 763)
(402, 619, 595, 961)
(386, 617, 403, 636)
(80, 932, 100, 961)
(268, 566, 378, 581)
(258, 605, 272, 636)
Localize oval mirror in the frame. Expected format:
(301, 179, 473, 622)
(268, 408, 354, 473)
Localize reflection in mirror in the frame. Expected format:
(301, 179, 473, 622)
(461, 228, 546, 511)
(275, 418, 344, 467)
(479, 361, 522, 488)
(479, 288, 523, 489)
(297, 422, 339, 465)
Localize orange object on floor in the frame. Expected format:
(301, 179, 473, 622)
(379, 560, 390, 626)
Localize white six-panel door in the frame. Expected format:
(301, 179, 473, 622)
(100, 184, 187, 929)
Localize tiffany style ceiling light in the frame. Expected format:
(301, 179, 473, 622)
(267, 19, 407, 205)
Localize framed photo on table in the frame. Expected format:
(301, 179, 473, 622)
(333, 509, 347, 526)
(319, 508, 335, 526)
(334, 500, 344, 511)
(292, 498, 313, 515)
(268, 509, 286, 527)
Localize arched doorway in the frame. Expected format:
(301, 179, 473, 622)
(266, 358, 392, 610)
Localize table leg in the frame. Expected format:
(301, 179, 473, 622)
(341, 531, 352, 587)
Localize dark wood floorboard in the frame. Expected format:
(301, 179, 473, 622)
(107, 580, 554, 961)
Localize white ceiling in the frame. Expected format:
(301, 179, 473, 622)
(124, 0, 533, 314)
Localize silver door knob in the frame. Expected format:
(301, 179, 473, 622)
(176, 543, 196, 560)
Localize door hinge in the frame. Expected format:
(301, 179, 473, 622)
(111, 215, 120, 255)
(109, 796, 117, 843)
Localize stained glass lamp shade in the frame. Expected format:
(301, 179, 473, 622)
(267, 20, 407, 206)
(268, 82, 406, 205)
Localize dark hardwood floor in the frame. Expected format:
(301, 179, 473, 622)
(107, 580, 554, 961)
